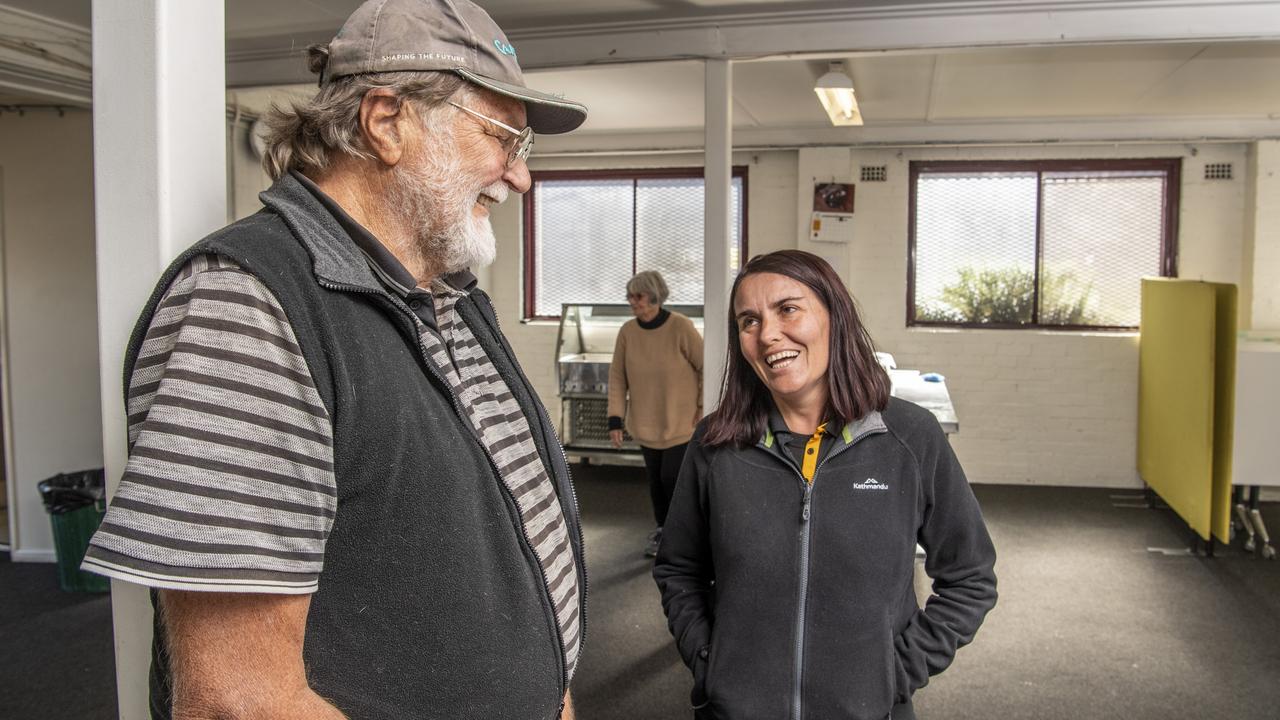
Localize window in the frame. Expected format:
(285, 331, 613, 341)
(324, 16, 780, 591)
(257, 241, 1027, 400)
(909, 159, 1179, 330)
(523, 168, 747, 319)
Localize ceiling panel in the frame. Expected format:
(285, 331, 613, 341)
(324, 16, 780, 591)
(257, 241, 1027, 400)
(225, 0, 353, 39)
(845, 55, 937, 122)
(927, 45, 1206, 120)
(1135, 41, 1280, 115)
(732, 61, 831, 128)
(2, 0, 88, 29)
(0, 91, 44, 104)
(526, 61, 707, 132)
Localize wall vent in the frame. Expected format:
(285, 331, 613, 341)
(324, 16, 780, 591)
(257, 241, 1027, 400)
(1204, 163, 1233, 180)
(860, 165, 887, 182)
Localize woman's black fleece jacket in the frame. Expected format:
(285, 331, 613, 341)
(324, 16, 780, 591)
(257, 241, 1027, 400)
(653, 397, 997, 720)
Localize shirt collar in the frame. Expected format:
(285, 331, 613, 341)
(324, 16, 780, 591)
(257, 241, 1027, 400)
(766, 401, 833, 442)
(760, 399, 887, 449)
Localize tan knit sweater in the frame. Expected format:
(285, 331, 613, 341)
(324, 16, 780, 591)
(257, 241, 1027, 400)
(607, 311, 703, 449)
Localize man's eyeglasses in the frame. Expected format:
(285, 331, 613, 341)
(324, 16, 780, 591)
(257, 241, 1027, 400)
(448, 101, 534, 167)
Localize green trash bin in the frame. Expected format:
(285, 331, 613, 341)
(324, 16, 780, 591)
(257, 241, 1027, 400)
(38, 468, 110, 593)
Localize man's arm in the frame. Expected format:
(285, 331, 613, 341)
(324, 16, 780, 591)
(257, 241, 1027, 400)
(162, 590, 347, 720)
(561, 690, 574, 720)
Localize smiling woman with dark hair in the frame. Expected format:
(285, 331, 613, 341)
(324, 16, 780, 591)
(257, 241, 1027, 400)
(653, 250, 998, 720)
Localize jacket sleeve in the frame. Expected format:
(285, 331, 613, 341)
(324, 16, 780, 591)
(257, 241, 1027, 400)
(893, 417, 997, 701)
(607, 326, 628, 423)
(652, 428, 715, 670)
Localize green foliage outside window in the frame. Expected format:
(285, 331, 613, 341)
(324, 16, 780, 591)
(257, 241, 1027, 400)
(917, 267, 1098, 326)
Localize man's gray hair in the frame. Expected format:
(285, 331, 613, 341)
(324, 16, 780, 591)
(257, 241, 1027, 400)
(627, 270, 670, 306)
(259, 44, 468, 180)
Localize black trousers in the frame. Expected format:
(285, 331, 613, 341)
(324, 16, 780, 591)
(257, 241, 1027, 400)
(640, 443, 689, 527)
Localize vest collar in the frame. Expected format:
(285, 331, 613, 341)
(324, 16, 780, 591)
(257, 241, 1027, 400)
(259, 171, 477, 295)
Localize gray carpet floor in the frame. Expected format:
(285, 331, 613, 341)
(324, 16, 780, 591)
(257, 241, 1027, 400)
(0, 553, 116, 718)
(569, 465, 1280, 720)
(3, 467, 1278, 719)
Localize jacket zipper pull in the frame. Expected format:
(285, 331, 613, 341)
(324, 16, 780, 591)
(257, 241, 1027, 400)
(801, 483, 813, 521)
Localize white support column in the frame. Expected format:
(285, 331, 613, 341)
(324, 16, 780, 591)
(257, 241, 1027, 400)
(92, 2, 226, 716)
(1248, 140, 1280, 330)
(704, 59, 733, 413)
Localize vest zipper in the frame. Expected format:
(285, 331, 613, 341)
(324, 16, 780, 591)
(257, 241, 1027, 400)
(429, 294, 576, 705)
(475, 291, 590, 668)
(320, 279, 574, 705)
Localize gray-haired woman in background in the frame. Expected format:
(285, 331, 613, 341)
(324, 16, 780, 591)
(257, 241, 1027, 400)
(608, 270, 704, 557)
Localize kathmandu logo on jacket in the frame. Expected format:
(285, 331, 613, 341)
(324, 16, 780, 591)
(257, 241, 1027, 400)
(853, 478, 889, 491)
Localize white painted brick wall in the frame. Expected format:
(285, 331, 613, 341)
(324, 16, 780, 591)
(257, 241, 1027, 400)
(841, 143, 1246, 488)
(489, 142, 1252, 491)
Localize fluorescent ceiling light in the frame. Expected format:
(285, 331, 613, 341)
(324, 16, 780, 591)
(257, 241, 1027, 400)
(814, 62, 862, 126)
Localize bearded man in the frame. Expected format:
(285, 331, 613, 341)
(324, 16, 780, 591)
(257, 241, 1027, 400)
(82, 1, 588, 718)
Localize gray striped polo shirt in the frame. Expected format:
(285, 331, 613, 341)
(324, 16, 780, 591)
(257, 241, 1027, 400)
(84, 254, 335, 592)
(85, 206, 581, 680)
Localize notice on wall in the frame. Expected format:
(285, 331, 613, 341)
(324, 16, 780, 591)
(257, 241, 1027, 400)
(811, 212, 855, 243)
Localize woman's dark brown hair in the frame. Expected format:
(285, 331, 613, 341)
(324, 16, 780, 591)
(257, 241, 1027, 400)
(703, 250, 891, 448)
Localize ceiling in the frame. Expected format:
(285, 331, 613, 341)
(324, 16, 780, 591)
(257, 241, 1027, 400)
(229, 40, 1280, 138)
(7, 0, 1015, 38)
(6, 1, 1280, 144)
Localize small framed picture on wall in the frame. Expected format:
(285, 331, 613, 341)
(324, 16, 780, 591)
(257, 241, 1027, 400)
(813, 182, 854, 214)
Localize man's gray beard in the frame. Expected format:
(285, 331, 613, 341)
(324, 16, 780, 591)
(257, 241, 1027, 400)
(387, 140, 501, 278)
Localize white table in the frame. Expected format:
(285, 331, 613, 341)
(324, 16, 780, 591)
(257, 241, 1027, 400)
(887, 367, 961, 562)
(889, 369, 959, 434)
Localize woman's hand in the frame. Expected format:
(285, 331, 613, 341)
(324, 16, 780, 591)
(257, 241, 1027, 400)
(609, 429, 624, 449)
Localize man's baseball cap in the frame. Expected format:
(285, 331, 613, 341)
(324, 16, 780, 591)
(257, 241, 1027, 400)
(322, 0, 587, 134)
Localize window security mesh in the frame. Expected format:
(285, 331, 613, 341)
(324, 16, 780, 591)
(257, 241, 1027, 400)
(913, 165, 1170, 328)
(1204, 163, 1233, 180)
(914, 173, 1039, 325)
(861, 165, 888, 182)
(532, 176, 743, 317)
(1040, 172, 1164, 327)
(534, 179, 634, 319)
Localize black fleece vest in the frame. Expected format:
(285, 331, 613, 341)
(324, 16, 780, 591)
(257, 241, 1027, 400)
(128, 177, 585, 720)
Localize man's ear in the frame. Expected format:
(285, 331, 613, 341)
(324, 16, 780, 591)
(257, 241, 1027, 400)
(358, 88, 410, 167)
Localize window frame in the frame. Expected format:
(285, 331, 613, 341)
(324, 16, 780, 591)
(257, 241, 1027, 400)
(906, 158, 1181, 331)
(522, 166, 749, 321)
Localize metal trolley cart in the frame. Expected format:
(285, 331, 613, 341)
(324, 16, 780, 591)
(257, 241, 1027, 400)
(1230, 333, 1280, 559)
(555, 303, 703, 465)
